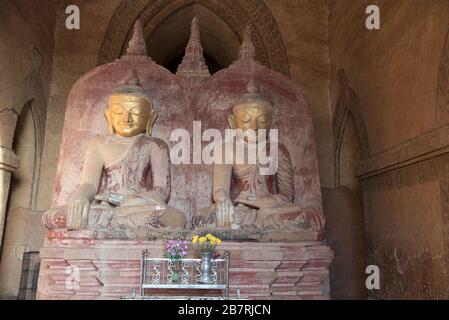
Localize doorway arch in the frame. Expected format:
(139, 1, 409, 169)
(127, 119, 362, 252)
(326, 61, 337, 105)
(98, 0, 290, 77)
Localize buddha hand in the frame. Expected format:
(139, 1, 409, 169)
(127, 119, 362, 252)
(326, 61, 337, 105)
(235, 196, 280, 209)
(216, 199, 233, 228)
(67, 197, 90, 230)
(95, 192, 124, 206)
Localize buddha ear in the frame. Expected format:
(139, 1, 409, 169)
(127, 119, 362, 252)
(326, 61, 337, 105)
(104, 109, 114, 135)
(146, 109, 158, 137)
(227, 114, 235, 129)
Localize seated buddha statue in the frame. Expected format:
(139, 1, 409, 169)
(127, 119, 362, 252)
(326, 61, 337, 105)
(43, 71, 186, 231)
(192, 81, 324, 238)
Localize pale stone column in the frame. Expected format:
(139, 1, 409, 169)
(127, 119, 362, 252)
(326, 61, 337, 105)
(0, 109, 20, 253)
(0, 147, 20, 253)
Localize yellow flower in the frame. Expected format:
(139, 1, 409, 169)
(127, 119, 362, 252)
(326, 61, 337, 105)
(199, 237, 207, 243)
(216, 239, 222, 245)
(206, 233, 213, 240)
(192, 235, 198, 244)
(210, 238, 216, 245)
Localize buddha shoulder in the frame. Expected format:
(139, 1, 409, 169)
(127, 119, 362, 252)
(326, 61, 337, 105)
(84, 135, 119, 154)
(88, 135, 113, 148)
(146, 136, 170, 153)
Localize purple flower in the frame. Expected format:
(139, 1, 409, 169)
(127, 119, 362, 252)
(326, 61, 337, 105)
(165, 238, 189, 260)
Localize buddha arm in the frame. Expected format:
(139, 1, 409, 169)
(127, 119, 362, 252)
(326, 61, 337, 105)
(138, 140, 171, 206)
(213, 163, 232, 202)
(212, 142, 233, 202)
(273, 144, 294, 203)
(75, 138, 104, 202)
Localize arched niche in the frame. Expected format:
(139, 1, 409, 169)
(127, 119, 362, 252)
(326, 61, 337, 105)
(10, 71, 46, 211)
(0, 99, 44, 299)
(98, 0, 290, 77)
(145, 4, 240, 73)
(333, 70, 370, 186)
(325, 69, 368, 300)
(8, 100, 39, 211)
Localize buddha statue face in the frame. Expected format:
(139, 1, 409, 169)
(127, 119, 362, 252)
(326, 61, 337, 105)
(230, 102, 272, 141)
(105, 94, 157, 137)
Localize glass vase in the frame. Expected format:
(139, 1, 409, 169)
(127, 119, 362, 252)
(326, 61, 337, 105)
(169, 260, 180, 283)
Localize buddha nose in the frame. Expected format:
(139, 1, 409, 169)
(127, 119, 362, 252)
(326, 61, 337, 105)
(127, 112, 133, 123)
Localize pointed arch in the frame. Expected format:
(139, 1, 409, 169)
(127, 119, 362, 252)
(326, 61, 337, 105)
(10, 71, 46, 211)
(333, 70, 370, 187)
(97, 0, 290, 77)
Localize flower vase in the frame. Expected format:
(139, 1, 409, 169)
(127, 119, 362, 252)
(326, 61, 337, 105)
(172, 270, 180, 283)
(198, 251, 213, 284)
(170, 260, 180, 283)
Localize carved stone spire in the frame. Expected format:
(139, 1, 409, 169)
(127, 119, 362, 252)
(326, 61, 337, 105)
(125, 20, 147, 56)
(176, 17, 210, 78)
(234, 25, 258, 65)
(121, 19, 151, 62)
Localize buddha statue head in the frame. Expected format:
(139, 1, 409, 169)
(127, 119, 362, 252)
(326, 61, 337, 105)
(105, 70, 157, 137)
(228, 80, 274, 141)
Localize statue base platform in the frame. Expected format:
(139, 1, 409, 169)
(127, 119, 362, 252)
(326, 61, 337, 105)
(37, 231, 333, 300)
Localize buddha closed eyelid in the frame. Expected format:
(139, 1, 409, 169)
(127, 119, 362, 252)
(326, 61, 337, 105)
(129, 106, 146, 115)
(110, 104, 125, 114)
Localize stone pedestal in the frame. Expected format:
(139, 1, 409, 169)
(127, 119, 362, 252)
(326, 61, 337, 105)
(37, 233, 333, 300)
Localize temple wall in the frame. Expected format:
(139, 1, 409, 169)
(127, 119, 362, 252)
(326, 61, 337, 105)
(0, 0, 58, 299)
(328, 0, 449, 299)
(265, 0, 333, 188)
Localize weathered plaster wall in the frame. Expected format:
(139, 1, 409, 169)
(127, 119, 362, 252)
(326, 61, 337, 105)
(259, 0, 333, 188)
(329, 0, 449, 299)
(0, 0, 57, 299)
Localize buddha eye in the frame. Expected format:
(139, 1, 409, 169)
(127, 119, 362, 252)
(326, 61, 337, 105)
(131, 107, 144, 115)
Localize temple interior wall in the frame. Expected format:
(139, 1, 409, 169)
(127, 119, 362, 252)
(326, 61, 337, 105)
(328, 0, 449, 299)
(0, 0, 58, 299)
(0, 0, 449, 299)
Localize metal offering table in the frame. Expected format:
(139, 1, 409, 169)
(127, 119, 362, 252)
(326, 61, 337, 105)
(127, 250, 231, 300)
